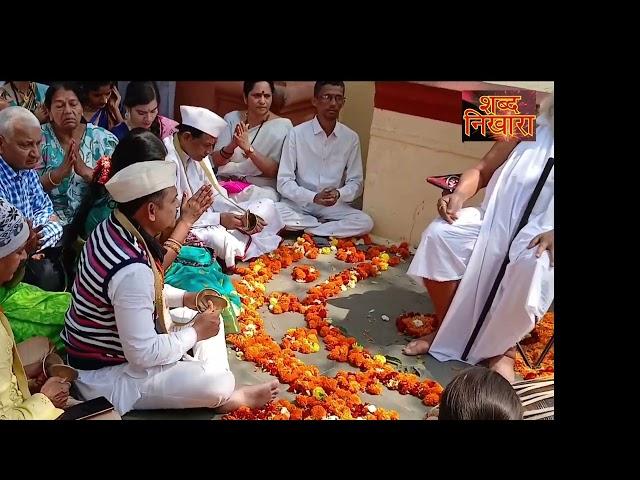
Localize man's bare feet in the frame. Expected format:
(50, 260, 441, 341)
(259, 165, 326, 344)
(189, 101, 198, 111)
(403, 331, 437, 356)
(215, 380, 279, 413)
(483, 347, 516, 383)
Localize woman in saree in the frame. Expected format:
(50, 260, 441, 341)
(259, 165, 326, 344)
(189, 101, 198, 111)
(212, 81, 293, 203)
(38, 82, 118, 226)
(0, 81, 49, 123)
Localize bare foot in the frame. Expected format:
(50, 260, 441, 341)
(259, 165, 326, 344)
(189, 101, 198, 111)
(215, 380, 279, 413)
(403, 332, 437, 356)
(484, 349, 516, 383)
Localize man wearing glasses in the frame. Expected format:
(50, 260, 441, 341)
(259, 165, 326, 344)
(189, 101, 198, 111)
(276, 81, 373, 238)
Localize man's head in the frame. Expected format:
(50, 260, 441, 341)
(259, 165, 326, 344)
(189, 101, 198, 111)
(312, 81, 346, 122)
(0, 198, 30, 285)
(539, 91, 554, 133)
(110, 128, 168, 176)
(177, 106, 227, 161)
(105, 161, 179, 237)
(0, 106, 43, 170)
(438, 366, 523, 420)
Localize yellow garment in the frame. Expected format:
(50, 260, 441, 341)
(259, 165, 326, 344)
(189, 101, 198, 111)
(0, 309, 63, 420)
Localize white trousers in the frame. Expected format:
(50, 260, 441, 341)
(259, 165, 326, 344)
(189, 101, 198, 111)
(275, 198, 373, 238)
(230, 185, 279, 203)
(193, 198, 284, 267)
(74, 309, 235, 415)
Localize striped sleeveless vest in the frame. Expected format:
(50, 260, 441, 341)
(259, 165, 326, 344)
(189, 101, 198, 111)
(61, 213, 156, 370)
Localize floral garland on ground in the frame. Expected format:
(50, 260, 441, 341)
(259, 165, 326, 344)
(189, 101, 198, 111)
(515, 312, 554, 380)
(281, 328, 321, 353)
(292, 265, 320, 283)
(396, 312, 438, 337)
(223, 234, 444, 420)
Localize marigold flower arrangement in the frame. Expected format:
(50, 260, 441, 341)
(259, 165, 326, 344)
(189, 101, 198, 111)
(292, 265, 320, 283)
(221, 234, 444, 419)
(396, 312, 438, 338)
(281, 328, 321, 354)
(515, 312, 554, 379)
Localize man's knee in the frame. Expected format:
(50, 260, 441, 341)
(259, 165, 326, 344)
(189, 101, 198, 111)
(424, 218, 455, 244)
(511, 247, 552, 271)
(355, 211, 374, 235)
(201, 370, 236, 407)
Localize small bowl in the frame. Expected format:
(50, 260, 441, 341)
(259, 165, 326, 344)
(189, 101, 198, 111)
(196, 289, 229, 313)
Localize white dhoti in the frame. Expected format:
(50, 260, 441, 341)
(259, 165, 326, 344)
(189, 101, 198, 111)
(73, 308, 235, 415)
(407, 119, 555, 365)
(164, 135, 284, 267)
(194, 197, 284, 267)
(276, 198, 373, 238)
(229, 184, 279, 203)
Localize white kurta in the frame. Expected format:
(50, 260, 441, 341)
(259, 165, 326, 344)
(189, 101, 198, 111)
(407, 117, 554, 365)
(276, 116, 373, 238)
(73, 263, 235, 415)
(215, 111, 293, 203)
(164, 135, 285, 267)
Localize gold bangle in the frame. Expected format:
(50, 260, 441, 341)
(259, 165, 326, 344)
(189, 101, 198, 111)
(163, 242, 181, 256)
(48, 171, 61, 186)
(164, 238, 183, 252)
(166, 237, 183, 247)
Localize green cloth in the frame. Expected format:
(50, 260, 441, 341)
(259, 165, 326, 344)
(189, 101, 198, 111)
(0, 282, 70, 350)
(84, 195, 112, 237)
(165, 246, 241, 334)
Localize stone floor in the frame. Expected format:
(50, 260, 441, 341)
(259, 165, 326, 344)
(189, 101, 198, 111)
(124, 239, 468, 420)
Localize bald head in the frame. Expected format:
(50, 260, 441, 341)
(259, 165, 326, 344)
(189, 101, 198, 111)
(0, 106, 43, 170)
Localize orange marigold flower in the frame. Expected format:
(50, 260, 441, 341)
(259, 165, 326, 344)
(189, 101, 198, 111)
(310, 405, 327, 420)
(366, 382, 383, 395)
(422, 393, 441, 406)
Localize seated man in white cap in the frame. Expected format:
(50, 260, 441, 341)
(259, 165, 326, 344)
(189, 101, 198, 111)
(276, 81, 373, 238)
(60, 161, 278, 416)
(165, 105, 285, 268)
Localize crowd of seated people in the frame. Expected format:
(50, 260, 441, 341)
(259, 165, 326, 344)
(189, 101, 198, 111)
(0, 80, 553, 420)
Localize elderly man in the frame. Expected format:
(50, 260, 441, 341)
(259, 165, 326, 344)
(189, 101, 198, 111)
(276, 81, 373, 238)
(0, 197, 70, 419)
(0, 106, 65, 291)
(61, 161, 278, 415)
(164, 105, 284, 268)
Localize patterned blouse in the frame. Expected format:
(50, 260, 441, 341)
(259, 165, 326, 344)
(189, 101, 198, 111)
(38, 123, 118, 225)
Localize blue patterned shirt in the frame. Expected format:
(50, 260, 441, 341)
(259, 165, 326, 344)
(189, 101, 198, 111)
(0, 156, 63, 249)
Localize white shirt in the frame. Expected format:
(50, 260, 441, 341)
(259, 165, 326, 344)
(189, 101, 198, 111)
(164, 135, 232, 228)
(277, 116, 363, 205)
(108, 263, 197, 369)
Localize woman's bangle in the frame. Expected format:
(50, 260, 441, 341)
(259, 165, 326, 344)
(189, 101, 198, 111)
(166, 237, 183, 248)
(163, 241, 181, 256)
(163, 237, 183, 256)
(48, 171, 61, 186)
